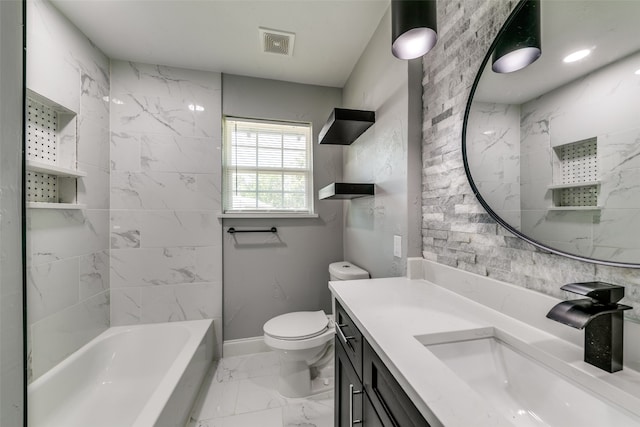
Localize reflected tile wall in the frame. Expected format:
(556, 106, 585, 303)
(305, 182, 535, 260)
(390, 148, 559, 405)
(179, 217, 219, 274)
(519, 51, 640, 262)
(466, 102, 521, 229)
(421, 0, 640, 322)
(110, 61, 222, 357)
(26, 0, 111, 381)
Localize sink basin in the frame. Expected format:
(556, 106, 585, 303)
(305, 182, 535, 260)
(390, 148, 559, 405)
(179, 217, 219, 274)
(418, 328, 640, 427)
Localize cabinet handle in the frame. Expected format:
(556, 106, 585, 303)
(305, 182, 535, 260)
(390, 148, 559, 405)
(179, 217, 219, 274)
(336, 323, 356, 349)
(349, 383, 362, 426)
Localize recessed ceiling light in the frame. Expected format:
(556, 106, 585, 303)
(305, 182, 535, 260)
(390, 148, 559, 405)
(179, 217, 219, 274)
(563, 49, 591, 63)
(635, 69, 640, 75)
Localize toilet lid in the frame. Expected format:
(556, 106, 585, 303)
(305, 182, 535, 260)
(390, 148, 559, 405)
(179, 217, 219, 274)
(263, 310, 328, 340)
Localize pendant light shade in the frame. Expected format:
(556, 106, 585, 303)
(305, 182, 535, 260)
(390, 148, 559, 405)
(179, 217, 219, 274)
(492, 0, 541, 73)
(391, 0, 438, 60)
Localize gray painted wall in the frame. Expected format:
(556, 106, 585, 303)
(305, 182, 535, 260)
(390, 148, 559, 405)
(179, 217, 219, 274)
(343, 8, 423, 278)
(222, 74, 343, 340)
(421, 0, 640, 321)
(0, 0, 24, 424)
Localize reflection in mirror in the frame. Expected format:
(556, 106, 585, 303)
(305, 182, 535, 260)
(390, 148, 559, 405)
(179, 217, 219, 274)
(464, 0, 640, 267)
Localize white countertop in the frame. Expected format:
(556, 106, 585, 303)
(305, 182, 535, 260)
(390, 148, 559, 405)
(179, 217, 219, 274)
(329, 273, 640, 427)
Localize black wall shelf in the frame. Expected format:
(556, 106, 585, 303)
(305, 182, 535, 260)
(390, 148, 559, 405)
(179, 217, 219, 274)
(319, 183, 375, 200)
(318, 108, 375, 145)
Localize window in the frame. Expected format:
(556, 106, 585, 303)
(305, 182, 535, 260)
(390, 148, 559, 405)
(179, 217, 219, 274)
(223, 117, 313, 215)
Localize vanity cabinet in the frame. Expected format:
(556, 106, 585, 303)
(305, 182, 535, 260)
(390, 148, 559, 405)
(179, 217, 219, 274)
(335, 301, 430, 427)
(363, 340, 430, 427)
(335, 335, 363, 426)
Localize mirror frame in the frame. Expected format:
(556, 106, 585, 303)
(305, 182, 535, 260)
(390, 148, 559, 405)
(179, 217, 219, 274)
(462, 0, 640, 269)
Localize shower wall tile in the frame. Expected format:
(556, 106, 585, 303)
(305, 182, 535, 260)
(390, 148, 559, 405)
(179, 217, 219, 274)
(140, 134, 220, 173)
(77, 162, 110, 209)
(110, 287, 141, 326)
(111, 171, 219, 211)
(110, 61, 222, 101)
(110, 210, 218, 248)
(28, 209, 110, 266)
(111, 246, 219, 288)
(79, 250, 110, 300)
(110, 94, 218, 138)
(421, 0, 640, 322)
(27, 258, 79, 324)
(31, 291, 110, 380)
(78, 122, 110, 170)
(109, 61, 223, 353)
(26, 0, 111, 381)
(111, 132, 142, 171)
(139, 282, 222, 323)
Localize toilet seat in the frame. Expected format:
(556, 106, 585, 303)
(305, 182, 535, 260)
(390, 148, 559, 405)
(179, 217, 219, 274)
(263, 310, 329, 341)
(263, 311, 334, 352)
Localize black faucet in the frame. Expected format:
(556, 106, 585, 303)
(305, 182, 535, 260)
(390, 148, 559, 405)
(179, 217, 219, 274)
(546, 282, 632, 373)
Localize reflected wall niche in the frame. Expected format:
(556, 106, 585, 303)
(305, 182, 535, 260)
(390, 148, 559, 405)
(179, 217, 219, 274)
(422, 0, 640, 322)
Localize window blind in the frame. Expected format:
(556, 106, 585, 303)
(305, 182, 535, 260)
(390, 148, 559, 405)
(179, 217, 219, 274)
(223, 117, 313, 214)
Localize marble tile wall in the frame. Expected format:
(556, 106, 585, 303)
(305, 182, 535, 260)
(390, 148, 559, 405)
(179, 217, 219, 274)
(342, 7, 423, 278)
(26, 0, 111, 381)
(0, 0, 25, 424)
(110, 61, 223, 355)
(519, 51, 640, 263)
(466, 102, 521, 229)
(421, 0, 640, 321)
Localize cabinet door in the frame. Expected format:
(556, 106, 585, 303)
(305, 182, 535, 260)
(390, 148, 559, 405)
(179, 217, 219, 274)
(363, 392, 385, 427)
(335, 337, 363, 427)
(335, 300, 363, 380)
(363, 340, 430, 427)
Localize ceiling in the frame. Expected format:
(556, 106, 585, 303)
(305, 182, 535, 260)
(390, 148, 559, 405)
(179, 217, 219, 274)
(50, 0, 390, 88)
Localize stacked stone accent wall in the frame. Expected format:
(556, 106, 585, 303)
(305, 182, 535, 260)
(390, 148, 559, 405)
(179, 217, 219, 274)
(421, 0, 640, 320)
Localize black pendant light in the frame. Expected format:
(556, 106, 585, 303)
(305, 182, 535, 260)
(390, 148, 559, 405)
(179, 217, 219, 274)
(492, 0, 541, 73)
(391, 0, 438, 60)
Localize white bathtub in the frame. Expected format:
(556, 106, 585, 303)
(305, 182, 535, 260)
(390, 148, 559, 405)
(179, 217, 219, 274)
(28, 319, 214, 427)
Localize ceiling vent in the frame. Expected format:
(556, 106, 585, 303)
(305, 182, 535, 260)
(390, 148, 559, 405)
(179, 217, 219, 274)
(259, 27, 295, 57)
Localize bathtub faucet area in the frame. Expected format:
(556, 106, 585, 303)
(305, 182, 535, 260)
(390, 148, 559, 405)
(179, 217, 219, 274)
(546, 282, 632, 373)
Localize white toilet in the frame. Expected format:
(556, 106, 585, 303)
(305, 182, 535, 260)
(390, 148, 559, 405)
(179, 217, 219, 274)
(263, 261, 369, 397)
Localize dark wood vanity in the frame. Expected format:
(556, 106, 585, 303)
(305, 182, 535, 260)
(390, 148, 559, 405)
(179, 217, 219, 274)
(335, 301, 430, 427)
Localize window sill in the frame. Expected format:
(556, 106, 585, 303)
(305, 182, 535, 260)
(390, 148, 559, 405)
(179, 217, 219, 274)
(218, 212, 319, 219)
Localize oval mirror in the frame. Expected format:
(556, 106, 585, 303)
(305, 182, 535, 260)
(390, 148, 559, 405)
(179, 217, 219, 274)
(463, 0, 640, 268)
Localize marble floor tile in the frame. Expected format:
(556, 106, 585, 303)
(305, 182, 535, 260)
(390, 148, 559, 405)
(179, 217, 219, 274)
(215, 351, 280, 383)
(188, 350, 334, 427)
(283, 391, 334, 427)
(235, 375, 287, 415)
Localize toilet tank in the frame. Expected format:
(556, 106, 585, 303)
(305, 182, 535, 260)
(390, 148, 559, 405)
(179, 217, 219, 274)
(329, 261, 369, 281)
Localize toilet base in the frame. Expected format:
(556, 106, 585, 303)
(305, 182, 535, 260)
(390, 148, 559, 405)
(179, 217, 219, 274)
(276, 343, 335, 398)
(278, 360, 311, 398)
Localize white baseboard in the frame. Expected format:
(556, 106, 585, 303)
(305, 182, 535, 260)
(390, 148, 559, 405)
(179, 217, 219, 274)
(222, 336, 271, 357)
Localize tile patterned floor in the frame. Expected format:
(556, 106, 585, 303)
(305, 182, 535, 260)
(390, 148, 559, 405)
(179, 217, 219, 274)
(187, 351, 334, 427)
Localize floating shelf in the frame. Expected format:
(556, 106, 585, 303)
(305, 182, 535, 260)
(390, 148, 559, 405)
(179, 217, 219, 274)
(548, 180, 600, 190)
(27, 202, 86, 210)
(26, 159, 86, 178)
(547, 206, 602, 211)
(318, 108, 375, 145)
(319, 183, 374, 200)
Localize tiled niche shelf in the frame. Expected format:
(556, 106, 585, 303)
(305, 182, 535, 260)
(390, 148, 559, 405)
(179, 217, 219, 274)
(26, 90, 84, 210)
(549, 137, 600, 210)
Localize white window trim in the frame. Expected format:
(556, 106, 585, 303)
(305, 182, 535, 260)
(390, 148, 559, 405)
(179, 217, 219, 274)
(222, 116, 315, 217)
